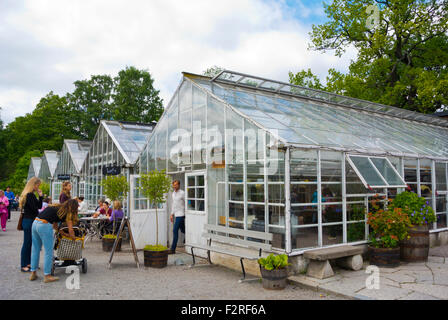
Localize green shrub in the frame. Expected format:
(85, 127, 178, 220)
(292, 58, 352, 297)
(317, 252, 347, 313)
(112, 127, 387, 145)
(389, 191, 436, 226)
(258, 254, 290, 270)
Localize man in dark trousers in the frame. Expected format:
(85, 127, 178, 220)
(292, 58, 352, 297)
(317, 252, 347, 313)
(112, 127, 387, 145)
(169, 180, 185, 254)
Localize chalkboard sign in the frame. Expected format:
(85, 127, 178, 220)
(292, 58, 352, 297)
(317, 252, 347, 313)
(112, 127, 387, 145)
(57, 174, 71, 180)
(102, 165, 121, 176)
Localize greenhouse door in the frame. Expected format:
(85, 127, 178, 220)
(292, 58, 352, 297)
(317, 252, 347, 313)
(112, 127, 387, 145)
(129, 175, 168, 250)
(52, 182, 62, 203)
(184, 171, 208, 256)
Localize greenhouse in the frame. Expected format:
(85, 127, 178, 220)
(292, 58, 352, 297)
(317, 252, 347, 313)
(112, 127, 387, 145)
(133, 70, 448, 255)
(81, 120, 154, 209)
(52, 139, 92, 201)
(27, 157, 42, 181)
(38, 150, 60, 186)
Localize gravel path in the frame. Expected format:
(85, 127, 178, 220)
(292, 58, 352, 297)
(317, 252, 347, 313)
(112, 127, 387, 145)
(0, 211, 344, 300)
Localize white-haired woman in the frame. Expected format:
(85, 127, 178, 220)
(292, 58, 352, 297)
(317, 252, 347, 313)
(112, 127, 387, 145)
(19, 177, 43, 272)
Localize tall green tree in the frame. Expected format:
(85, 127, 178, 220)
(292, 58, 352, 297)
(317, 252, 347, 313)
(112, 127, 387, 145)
(290, 0, 448, 113)
(66, 74, 114, 140)
(112, 66, 164, 123)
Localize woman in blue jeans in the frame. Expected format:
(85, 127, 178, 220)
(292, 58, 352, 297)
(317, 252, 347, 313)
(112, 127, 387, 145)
(30, 199, 78, 283)
(18, 177, 43, 272)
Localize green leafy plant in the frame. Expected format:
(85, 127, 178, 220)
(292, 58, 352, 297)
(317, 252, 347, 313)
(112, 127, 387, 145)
(347, 204, 366, 242)
(40, 181, 50, 197)
(139, 169, 172, 249)
(367, 205, 411, 248)
(388, 191, 436, 226)
(258, 254, 290, 271)
(99, 175, 129, 202)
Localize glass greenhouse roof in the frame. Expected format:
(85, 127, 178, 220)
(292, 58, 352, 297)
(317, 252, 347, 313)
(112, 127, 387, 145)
(188, 71, 448, 159)
(43, 151, 60, 177)
(65, 140, 92, 173)
(102, 121, 154, 164)
(31, 157, 42, 177)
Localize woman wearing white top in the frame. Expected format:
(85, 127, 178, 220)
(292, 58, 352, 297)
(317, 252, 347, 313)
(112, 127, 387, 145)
(78, 197, 89, 212)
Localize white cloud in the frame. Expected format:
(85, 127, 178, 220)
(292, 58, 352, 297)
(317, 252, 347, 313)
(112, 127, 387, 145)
(0, 0, 356, 124)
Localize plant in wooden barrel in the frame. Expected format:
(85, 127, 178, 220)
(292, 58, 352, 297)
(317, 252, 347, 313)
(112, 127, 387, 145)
(99, 175, 129, 252)
(139, 170, 172, 268)
(388, 191, 436, 262)
(258, 254, 290, 290)
(367, 198, 411, 268)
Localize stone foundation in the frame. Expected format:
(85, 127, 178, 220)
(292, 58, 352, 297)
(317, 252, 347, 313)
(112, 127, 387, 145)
(430, 230, 448, 247)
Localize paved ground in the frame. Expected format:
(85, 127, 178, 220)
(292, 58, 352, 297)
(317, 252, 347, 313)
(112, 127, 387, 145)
(290, 250, 448, 300)
(0, 211, 343, 300)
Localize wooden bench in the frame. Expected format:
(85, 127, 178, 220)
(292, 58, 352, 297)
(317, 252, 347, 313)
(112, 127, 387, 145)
(189, 224, 273, 282)
(304, 245, 364, 279)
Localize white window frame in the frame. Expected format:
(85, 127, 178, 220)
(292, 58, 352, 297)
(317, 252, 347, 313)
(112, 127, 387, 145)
(346, 154, 408, 189)
(185, 171, 207, 215)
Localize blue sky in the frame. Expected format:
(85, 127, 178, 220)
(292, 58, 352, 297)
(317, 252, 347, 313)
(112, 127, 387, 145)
(0, 0, 354, 125)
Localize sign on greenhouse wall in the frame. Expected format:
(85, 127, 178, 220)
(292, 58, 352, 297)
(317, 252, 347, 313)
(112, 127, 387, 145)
(102, 165, 121, 176)
(57, 174, 71, 180)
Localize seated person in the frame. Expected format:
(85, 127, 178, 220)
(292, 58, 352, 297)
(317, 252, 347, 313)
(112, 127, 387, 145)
(78, 196, 88, 213)
(93, 201, 112, 218)
(105, 200, 124, 234)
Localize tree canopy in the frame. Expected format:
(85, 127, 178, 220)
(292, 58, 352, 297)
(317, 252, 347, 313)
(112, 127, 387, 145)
(290, 0, 448, 113)
(1, 66, 163, 191)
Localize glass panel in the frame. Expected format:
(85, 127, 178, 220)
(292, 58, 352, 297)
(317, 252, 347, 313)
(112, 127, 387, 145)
(291, 184, 317, 204)
(420, 159, 432, 184)
(437, 214, 447, 229)
(346, 160, 367, 194)
(247, 184, 264, 203)
(436, 196, 446, 214)
(268, 184, 284, 204)
(320, 151, 342, 182)
(321, 184, 342, 202)
(370, 157, 405, 186)
(247, 204, 265, 231)
(269, 206, 285, 226)
(323, 225, 343, 246)
(323, 204, 342, 223)
(229, 203, 244, 228)
(187, 199, 195, 210)
(349, 156, 387, 187)
(292, 205, 317, 225)
(347, 222, 366, 242)
(196, 188, 205, 199)
(230, 184, 244, 201)
(436, 163, 447, 191)
(404, 158, 418, 183)
(293, 227, 318, 250)
(290, 150, 318, 182)
(347, 203, 367, 221)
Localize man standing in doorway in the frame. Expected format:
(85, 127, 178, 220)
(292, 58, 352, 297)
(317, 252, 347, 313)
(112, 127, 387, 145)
(5, 187, 14, 222)
(169, 180, 185, 254)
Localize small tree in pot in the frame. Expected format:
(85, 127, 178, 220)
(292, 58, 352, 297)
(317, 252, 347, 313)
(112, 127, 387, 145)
(99, 175, 129, 252)
(258, 254, 290, 290)
(139, 169, 172, 268)
(388, 191, 436, 261)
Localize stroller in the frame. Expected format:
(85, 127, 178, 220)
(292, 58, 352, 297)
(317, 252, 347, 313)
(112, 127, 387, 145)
(51, 226, 87, 275)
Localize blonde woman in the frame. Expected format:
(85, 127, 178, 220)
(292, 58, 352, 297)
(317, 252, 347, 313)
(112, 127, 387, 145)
(19, 177, 43, 272)
(59, 181, 72, 204)
(30, 199, 79, 283)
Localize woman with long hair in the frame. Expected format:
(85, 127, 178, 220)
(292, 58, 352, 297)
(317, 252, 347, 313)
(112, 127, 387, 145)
(19, 177, 43, 272)
(59, 181, 72, 204)
(29, 199, 79, 283)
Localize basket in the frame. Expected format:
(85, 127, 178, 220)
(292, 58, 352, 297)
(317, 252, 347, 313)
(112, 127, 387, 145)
(56, 236, 84, 260)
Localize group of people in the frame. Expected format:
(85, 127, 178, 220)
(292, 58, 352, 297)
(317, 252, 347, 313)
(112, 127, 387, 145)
(19, 179, 79, 283)
(12, 177, 187, 283)
(0, 186, 18, 232)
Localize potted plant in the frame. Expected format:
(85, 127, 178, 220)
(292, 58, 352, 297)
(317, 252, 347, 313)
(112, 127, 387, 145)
(388, 191, 436, 262)
(139, 170, 172, 268)
(367, 198, 411, 268)
(99, 175, 129, 252)
(257, 253, 290, 290)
